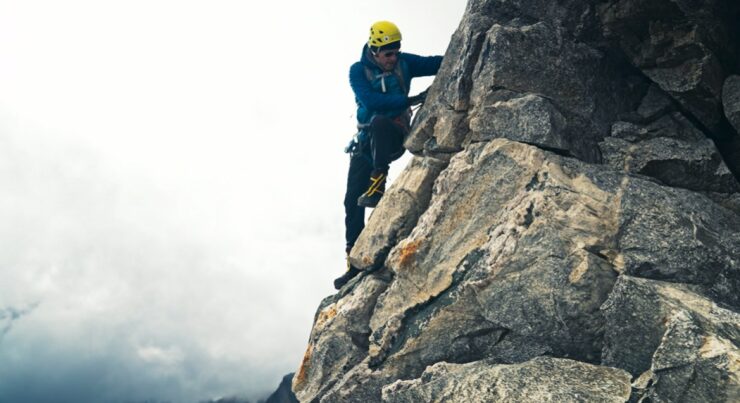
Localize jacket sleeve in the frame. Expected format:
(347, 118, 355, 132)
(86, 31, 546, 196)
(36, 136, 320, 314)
(403, 53, 443, 78)
(349, 63, 409, 112)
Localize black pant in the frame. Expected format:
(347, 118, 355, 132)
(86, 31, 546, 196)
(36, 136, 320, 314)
(344, 115, 406, 251)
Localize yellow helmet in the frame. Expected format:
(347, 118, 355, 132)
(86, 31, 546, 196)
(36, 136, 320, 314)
(368, 21, 402, 50)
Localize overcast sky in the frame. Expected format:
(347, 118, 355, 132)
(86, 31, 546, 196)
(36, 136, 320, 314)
(0, 1, 466, 402)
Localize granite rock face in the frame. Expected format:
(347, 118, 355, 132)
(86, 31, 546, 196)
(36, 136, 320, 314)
(382, 357, 631, 403)
(294, 0, 740, 401)
(409, 16, 630, 162)
(598, 0, 739, 133)
(349, 156, 448, 271)
(603, 276, 740, 402)
(600, 85, 739, 193)
(292, 271, 391, 400)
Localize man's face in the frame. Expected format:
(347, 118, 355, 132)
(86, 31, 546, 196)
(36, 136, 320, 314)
(373, 49, 400, 72)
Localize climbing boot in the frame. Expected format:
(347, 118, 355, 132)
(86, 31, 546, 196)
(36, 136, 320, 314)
(333, 259, 361, 290)
(357, 171, 386, 208)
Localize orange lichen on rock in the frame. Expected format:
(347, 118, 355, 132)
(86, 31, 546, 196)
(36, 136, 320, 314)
(315, 305, 338, 329)
(398, 239, 423, 268)
(293, 343, 313, 391)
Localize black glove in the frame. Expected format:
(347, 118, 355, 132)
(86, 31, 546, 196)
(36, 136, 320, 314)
(408, 89, 429, 106)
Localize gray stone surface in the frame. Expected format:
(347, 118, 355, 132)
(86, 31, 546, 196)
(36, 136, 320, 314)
(598, 0, 738, 133)
(600, 136, 739, 193)
(407, 5, 633, 162)
(318, 359, 394, 403)
(404, 8, 491, 154)
(601, 85, 740, 193)
(602, 276, 740, 402)
(296, 139, 740, 402)
(465, 21, 624, 162)
(616, 180, 740, 308)
(349, 156, 447, 272)
(469, 92, 568, 151)
(381, 357, 631, 403)
(645, 311, 740, 403)
(610, 113, 705, 143)
(705, 191, 740, 216)
(636, 84, 674, 121)
(292, 271, 391, 402)
(724, 75, 740, 135)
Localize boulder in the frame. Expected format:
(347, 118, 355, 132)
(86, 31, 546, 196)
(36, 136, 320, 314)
(469, 92, 569, 151)
(465, 21, 625, 161)
(602, 276, 740, 402)
(615, 178, 740, 308)
(409, 16, 631, 162)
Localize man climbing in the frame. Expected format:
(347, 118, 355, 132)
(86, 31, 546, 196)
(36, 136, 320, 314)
(334, 21, 443, 289)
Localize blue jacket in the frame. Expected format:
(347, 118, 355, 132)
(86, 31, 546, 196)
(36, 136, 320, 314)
(349, 45, 443, 127)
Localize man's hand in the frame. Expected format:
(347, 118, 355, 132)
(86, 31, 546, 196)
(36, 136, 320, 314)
(408, 89, 429, 106)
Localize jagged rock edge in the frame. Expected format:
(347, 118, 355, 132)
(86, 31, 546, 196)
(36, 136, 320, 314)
(368, 249, 490, 369)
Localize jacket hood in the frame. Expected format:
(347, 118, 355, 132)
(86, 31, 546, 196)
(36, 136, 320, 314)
(361, 45, 383, 70)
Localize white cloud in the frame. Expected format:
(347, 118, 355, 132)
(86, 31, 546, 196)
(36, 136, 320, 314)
(137, 345, 185, 367)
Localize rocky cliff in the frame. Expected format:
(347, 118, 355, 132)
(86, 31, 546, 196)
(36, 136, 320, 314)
(295, 1, 740, 401)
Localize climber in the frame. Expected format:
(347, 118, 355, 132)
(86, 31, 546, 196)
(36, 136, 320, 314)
(334, 21, 443, 289)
